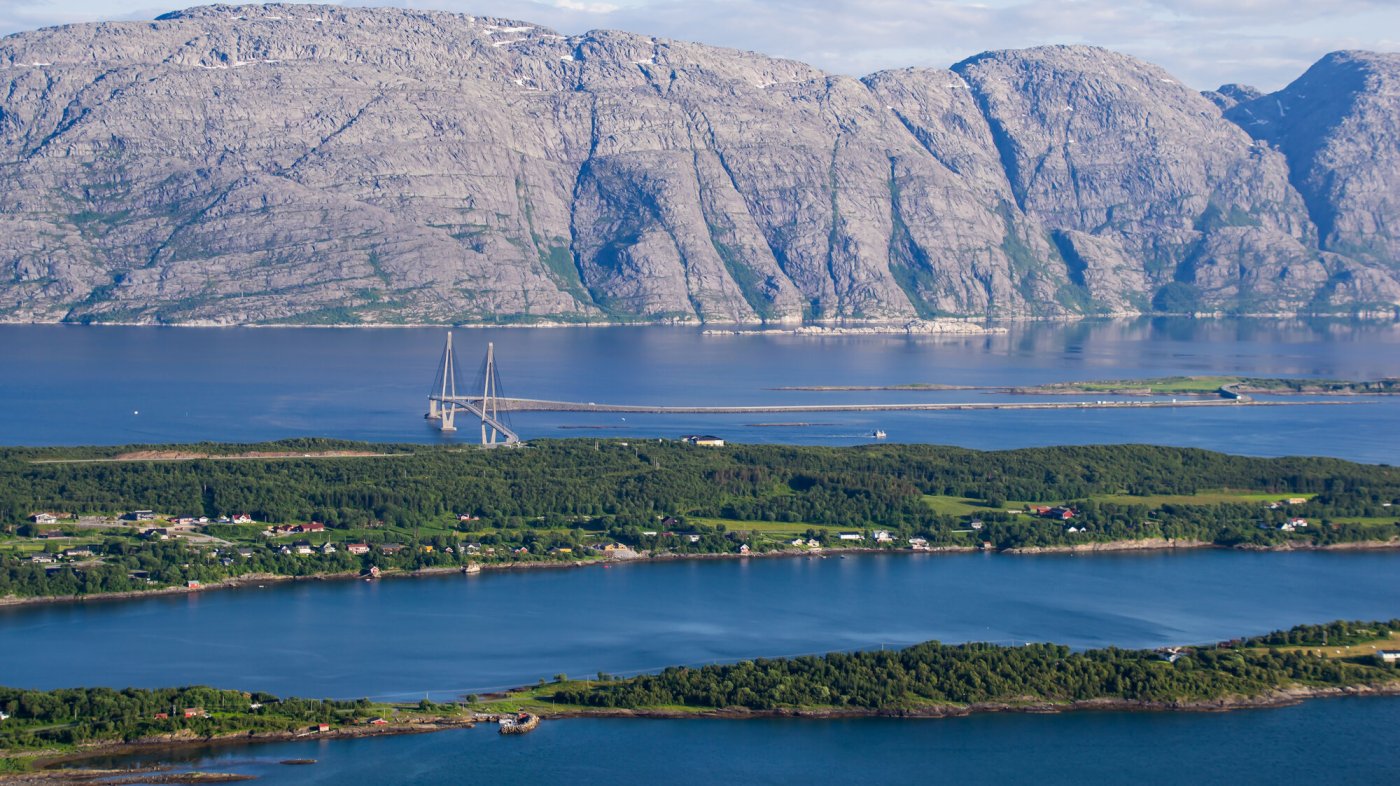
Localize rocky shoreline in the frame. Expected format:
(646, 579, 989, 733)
(536, 681, 1400, 721)
(13, 681, 1400, 783)
(4, 538, 1398, 610)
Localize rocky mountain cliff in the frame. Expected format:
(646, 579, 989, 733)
(0, 4, 1396, 325)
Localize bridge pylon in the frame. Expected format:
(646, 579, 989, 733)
(426, 333, 520, 446)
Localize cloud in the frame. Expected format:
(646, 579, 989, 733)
(1, 0, 1397, 89)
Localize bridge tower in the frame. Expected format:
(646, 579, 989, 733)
(426, 333, 520, 446)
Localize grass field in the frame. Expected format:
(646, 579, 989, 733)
(1091, 490, 1309, 507)
(1268, 631, 1400, 660)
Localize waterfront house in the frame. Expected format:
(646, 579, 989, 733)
(346, 543, 371, 555)
(367, 717, 389, 726)
(186, 580, 201, 589)
(30, 512, 58, 525)
(837, 532, 863, 541)
(737, 544, 751, 554)
(873, 530, 892, 542)
(682, 435, 725, 447)
(316, 723, 331, 732)
(379, 543, 405, 555)
(1280, 518, 1309, 532)
(909, 537, 930, 551)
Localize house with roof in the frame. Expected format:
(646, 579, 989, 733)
(30, 512, 58, 525)
(346, 543, 371, 555)
(293, 540, 314, 555)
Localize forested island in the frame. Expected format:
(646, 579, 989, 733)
(0, 439, 1396, 601)
(2, 620, 1398, 777)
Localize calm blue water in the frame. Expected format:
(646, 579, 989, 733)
(86, 700, 1400, 785)
(0, 319, 1396, 461)
(4, 551, 1399, 700)
(5, 320, 1400, 782)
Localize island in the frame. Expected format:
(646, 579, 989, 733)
(3, 620, 1398, 778)
(1, 439, 1397, 603)
(775, 376, 1400, 397)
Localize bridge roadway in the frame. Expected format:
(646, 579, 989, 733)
(483, 397, 1352, 414)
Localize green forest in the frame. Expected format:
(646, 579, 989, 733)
(0, 686, 457, 772)
(549, 620, 1400, 712)
(1, 439, 1397, 598)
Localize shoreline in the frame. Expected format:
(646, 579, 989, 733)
(4, 538, 1398, 610)
(16, 681, 1400, 781)
(1, 313, 1396, 331)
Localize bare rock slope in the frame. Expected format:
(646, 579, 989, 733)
(0, 4, 1396, 324)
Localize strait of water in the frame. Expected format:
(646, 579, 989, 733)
(4, 319, 1400, 783)
(4, 550, 1399, 700)
(0, 319, 1396, 462)
(82, 700, 1400, 785)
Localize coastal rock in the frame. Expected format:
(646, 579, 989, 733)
(1225, 52, 1400, 291)
(0, 5, 1397, 324)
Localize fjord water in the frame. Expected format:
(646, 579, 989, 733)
(86, 700, 1400, 785)
(0, 319, 1397, 461)
(4, 551, 1400, 699)
(4, 318, 1400, 782)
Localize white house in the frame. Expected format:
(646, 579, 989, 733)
(30, 512, 58, 525)
(872, 530, 892, 542)
(1379, 650, 1400, 664)
(837, 532, 863, 541)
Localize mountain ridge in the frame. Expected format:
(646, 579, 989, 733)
(0, 4, 1397, 325)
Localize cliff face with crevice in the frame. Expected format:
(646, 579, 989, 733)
(0, 4, 1396, 325)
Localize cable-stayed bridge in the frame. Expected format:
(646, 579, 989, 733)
(424, 334, 1329, 446)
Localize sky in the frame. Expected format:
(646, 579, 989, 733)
(0, 0, 1397, 90)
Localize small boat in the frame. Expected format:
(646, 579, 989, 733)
(870, 429, 887, 439)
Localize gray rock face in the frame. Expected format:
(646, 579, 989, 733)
(0, 4, 1395, 324)
(1226, 52, 1400, 276)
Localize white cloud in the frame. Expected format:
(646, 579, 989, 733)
(1, 0, 1396, 90)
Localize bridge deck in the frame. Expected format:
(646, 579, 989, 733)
(436, 397, 1351, 415)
